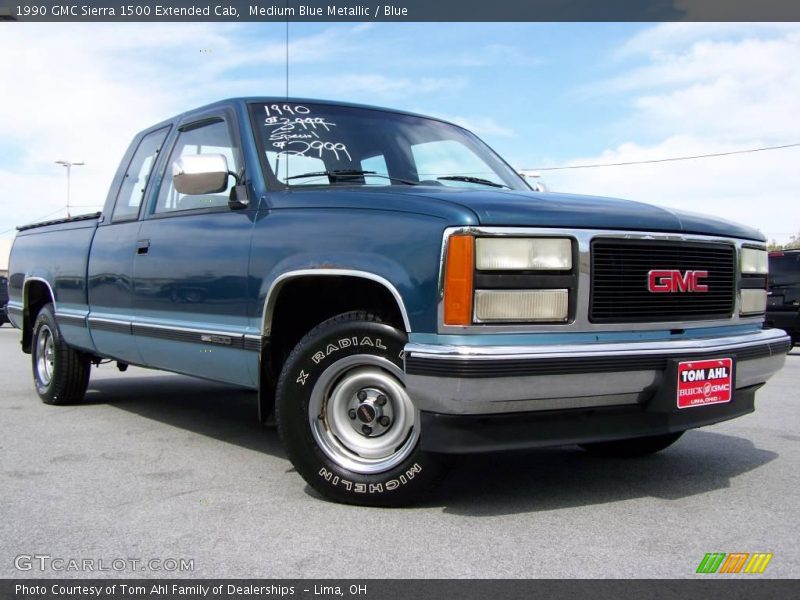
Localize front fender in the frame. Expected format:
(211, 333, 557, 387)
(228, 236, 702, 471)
(249, 209, 447, 336)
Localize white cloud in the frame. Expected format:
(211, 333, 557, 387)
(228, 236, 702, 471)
(604, 28, 800, 143)
(288, 74, 467, 99)
(384, 42, 541, 69)
(200, 26, 366, 74)
(549, 24, 800, 244)
(615, 22, 799, 57)
(0, 23, 263, 238)
(428, 113, 517, 138)
(545, 136, 800, 241)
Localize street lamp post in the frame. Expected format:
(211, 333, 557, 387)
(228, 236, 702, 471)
(55, 160, 85, 218)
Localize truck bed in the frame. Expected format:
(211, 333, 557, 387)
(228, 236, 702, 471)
(8, 212, 102, 332)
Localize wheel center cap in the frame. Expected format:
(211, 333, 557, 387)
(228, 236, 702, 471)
(356, 403, 376, 423)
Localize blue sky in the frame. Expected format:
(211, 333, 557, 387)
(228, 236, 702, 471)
(275, 22, 643, 165)
(1, 22, 798, 245)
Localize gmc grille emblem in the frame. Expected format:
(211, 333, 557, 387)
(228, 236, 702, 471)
(647, 270, 709, 293)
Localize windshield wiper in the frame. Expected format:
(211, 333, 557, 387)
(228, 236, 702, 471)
(285, 170, 418, 186)
(436, 175, 510, 189)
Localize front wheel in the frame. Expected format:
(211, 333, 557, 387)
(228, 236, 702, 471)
(31, 303, 91, 405)
(276, 311, 449, 506)
(580, 431, 684, 457)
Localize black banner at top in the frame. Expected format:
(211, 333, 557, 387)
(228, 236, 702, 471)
(2, 0, 800, 22)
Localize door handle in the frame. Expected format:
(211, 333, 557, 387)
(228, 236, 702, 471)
(136, 239, 150, 255)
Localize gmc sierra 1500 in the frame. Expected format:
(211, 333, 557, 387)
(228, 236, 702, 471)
(6, 98, 791, 505)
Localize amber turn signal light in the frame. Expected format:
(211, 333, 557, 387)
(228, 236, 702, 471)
(444, 235, 474, 325)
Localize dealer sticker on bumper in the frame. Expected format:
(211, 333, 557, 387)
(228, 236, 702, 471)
(677, 358, 733, 409)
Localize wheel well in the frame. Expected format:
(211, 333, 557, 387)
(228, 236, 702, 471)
(264, 275, 406, 390)
(22, 280, 53, 353)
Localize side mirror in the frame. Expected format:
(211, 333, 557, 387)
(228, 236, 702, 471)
(172, 154, 229, 195)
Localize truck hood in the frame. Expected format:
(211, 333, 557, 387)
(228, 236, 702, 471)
(388, 187, 765, 241)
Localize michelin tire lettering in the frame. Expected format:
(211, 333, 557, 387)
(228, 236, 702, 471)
(318, 463, 423, 493)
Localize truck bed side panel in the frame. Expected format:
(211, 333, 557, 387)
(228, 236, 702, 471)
(8, 219, 99, 352)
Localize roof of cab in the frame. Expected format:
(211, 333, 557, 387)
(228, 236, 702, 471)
(142, 97, 462, 135)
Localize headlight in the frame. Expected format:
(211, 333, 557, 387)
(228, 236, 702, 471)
(443, 233, 575, 326)
(476, 237, 572, 271)
(474, 289, 569, 322)
(740, 248, 768, 274)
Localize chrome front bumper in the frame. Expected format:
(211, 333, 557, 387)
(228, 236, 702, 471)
(404, 328, 791, 415)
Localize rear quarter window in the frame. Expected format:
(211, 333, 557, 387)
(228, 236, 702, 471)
(113, 127, 170, 222)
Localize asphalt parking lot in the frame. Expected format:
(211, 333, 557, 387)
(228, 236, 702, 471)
(0, 325, 798, 579)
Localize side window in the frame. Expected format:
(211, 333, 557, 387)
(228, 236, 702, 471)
(411, 139, 504, 186)
(112, 128, 169, 222)
(156, 119, 240, 214)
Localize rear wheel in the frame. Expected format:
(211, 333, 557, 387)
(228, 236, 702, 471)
(276, 311, 449, 506)
(580, 432, 684, 457)
(31, 303, 90, 405)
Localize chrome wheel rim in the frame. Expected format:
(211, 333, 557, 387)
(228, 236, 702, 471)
(35, 325, 55, 387)
(309, 354, 419, 474)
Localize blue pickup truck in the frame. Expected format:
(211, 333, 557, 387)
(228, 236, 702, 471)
(6, 98, 791, 505)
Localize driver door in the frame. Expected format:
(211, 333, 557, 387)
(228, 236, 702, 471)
(132, 111, 258, 387)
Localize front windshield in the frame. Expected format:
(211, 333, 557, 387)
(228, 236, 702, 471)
(249, 102, 528, 190)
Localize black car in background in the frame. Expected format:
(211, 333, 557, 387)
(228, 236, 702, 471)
(766, 250, 800, 346)
(0, 275, 9, 326)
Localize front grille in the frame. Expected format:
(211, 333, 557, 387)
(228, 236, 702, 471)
(590, 239, 736, 323)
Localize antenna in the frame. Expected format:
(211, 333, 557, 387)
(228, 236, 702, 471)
(285, 1, 289, 100)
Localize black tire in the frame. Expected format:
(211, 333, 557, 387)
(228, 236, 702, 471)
(276, 311, 449, 507)
(31, 303, 91, 405)
(580, 431, 684, 457)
